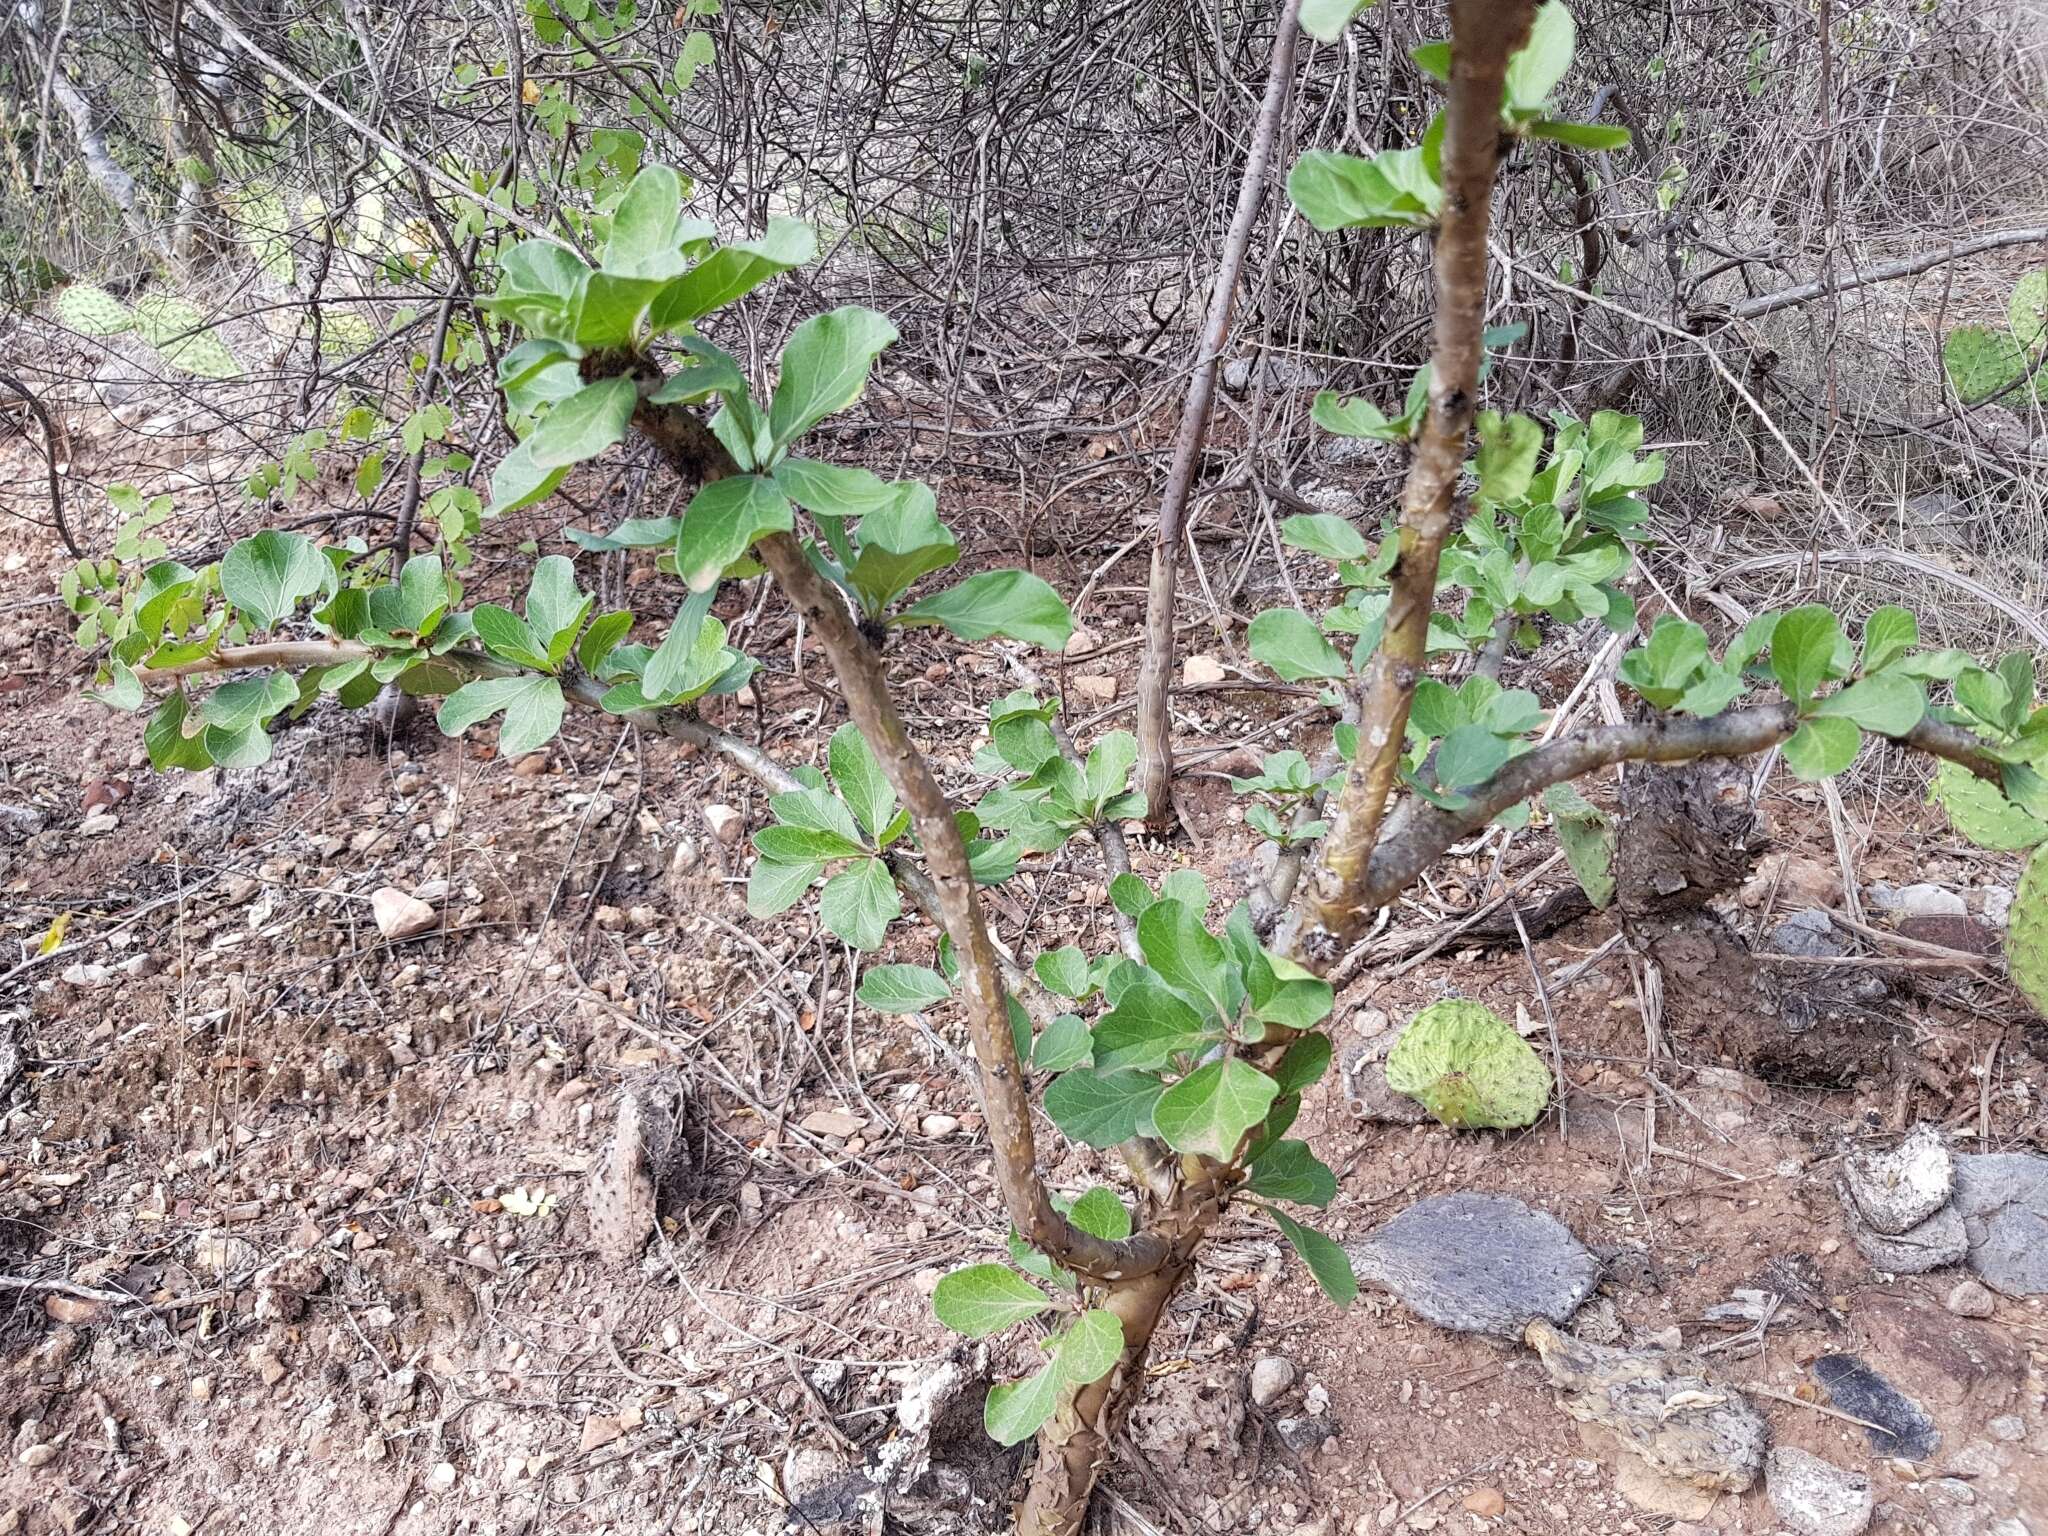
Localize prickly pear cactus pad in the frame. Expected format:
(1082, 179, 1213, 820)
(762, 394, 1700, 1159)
(1928, 762, 2048, 852)
(1385, 999, 1553, 1129)
(1941, 325, 2030, 403)
(52, 283, 136, 336)
(131, 295, 244, 380)
(2013, 846, 2048, 1018)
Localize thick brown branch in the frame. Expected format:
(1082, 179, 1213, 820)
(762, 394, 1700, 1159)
(1286, 0, 1536, 964)
(1355, 704, 2006, 910)
(632, 398, 1171, 1281)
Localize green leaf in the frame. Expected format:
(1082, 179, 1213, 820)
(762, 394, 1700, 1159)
(856, 964, 950, 1012)
(675, 474, 794, 591)
(747, 856, 821, 918)
(1312, 390, 1405, 441)
(1266, 1207, 1358, 1306)
(1152, 1059, 1280, 1161)
(471, 605, 551, 670)
(577, 611, 636, 676)
(1300, 0, 1374, 43)
(771, 786, 866, 846)
(221, 530, 327, 630)
(933, 1263, 1051, 1338)
(1928, 761, 2048, 851)
(1770, 604, 1842, 705)
(1385, 999, 1552, 1129)
(1109, 873, 1155, 918)
(1053, 1309, 1123, 1386)
(1861, 606, 1918, 674)
(1245, 1141, 1337, 1207)
(1035, 947, 1093, 999)
(772, 456, 909, 519)
(1249, 609, 1348, 681)
(144, 692, 212, 771)
(819, 856, 899, 950)
(1136, 898, 1230, 1015)
(2009, 845, 2048, 1016)
(1475, 412, 1543, 503)
(845, 490, 958, 615)
(1434, 725, 1511, 792)
(437, 675, 566, 757)
(1783, 716, 1860, 781)
(529, 377, 638, 470)
(1066, 1188, 1132, 1241)
(1033, 1013, 1091, 1071)
(1289, 148, 1437, 232)
(1281, 514, 1370, 563)
(983, 1361, 1061, 1447)
(525, 555, 592, 659)
(1505, 0, 1576, 115)
(1814, 673, 1924, 736)
(602, 164, 693, 280)
(1043, 1068, 1165, 1148)
(485, 438, 570, 517)
(828, 723, 896, 842)
(1091, 980, 1214, 1070)
(755, 824, 868, 862)
(898, 570, 1073, 649)
(366, 555, 449, 638)
(768, 305, 899, 448)
(1270, 1033, 1334, 1095)
(1543, 781, 1615, 909)
(650, 217, 816, 330)
(1527, 119, 1631, 150)
(197, 671, 297, 733)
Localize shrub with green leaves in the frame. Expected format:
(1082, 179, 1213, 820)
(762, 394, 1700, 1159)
(64, 5, 2048, 1530)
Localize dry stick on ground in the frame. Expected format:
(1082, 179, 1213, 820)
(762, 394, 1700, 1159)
(1275, 0, 1538, 969)
(1710, 226, 2048, 322)
(1132, 0, 1305, 834)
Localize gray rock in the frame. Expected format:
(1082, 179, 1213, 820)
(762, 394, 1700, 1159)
(1843, 1124, 1954, 1235)
(1946, 1279, 1997, 1317)
(1772, 908, 1848, 958)
(1766, 1447, 1875, 1536)
(1847, 1200, 1966, 1274)
(1348, 1194, 1599, 1339)
(1987, 1415, 2025, 1443)
(1273, 1413, 1338, 1454)
(1249, 1356, 1296, 1407)
(1952, 1152, 2048, 1296)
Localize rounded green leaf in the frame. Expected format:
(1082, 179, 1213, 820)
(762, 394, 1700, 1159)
(529, 378, 639, 470)
(818, 856, 900, 951)
(1249, 608, 1348, 682)
(1051, 1308, 1124, 1387)
(856, 964, 951, 1013)
(1385, 999, 1552, 1130)
(221, 530, 327, 631)
(1783, 715, 1861, 781)
(983, 1362, 1060, 1447)
(1813, 673, 1925, 736)
(897, 570, 1073, 649)
(932, 1263, 1051, 1338)
(1043, 1068, 1165, 1148)
(53, 283, 136, 336)
(769, 305, 899, 448)
(1769, 604, 1841, 704)
(1152, 1058, 1280, 1161)
(675, 474, 794, 592)
(1064, 1189, 1132, 1241)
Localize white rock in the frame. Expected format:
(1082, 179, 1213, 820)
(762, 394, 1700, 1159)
(1250, 1356, 1296, 1407)
(703, 805, 744, 846)
(80, 810, 118, 836)
(1879, 882, 1966, 918)
(1063, 627, 1098, 657)
(426, 1462, 458, 1492)
(918, 1114, 960, 1139)
(1183, 655, 1227, 686)
(1946, 1279, 1997, 1317)
(1765, 1447, 1873, 1536)
(370, 887, 437, 940)
(1841, 1123, 1952, 1235)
